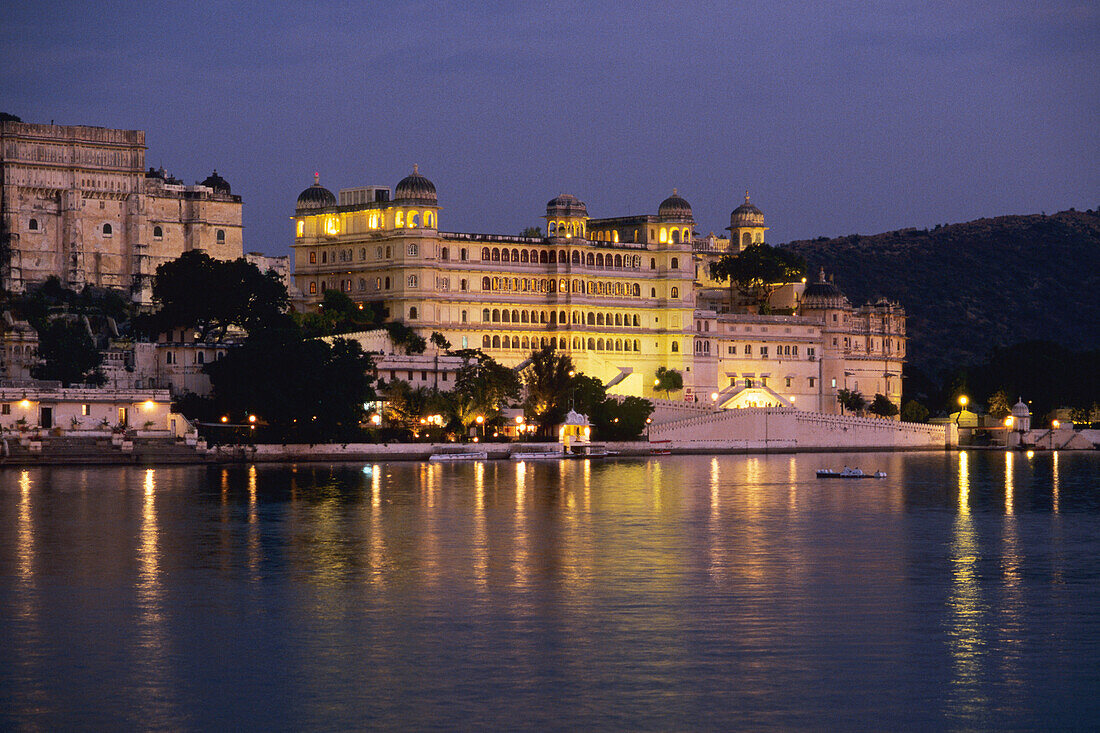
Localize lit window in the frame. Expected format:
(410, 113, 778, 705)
(407, 243, 418, 256)
(296, 221, 304, 237)
(309, 252, 316, 264)
(309, 282, 317, 294)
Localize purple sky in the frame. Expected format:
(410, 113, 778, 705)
(3, 1, 1097, 256)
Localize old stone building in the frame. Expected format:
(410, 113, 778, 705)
(0, 118, 243, 303)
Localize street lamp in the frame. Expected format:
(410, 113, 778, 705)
(1052, 419, 1060, 429)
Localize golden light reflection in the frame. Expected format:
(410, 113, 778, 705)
(18, 470, 33, 582)
(947, 450, 987, 722)
(136, 468, 174, 720)
(514, 461, 529, 590)
(1004, 450, 1014, 516)
(473, 461, 487, 591)
(247, 465, 260, 578)
(1052, 451, 1060, 514)
(368, 465, 385, 587)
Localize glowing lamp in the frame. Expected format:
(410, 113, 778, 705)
(1052, 420, 1060, 429)
(475, 415, 484, 424)
(220, 416, 229, 423)
(958, 395, 968, 408)
(143, 400, 156, 410)
(1004, 416, 1014, 427)
(248, 415, 257, 424)
(710, 392, 719, 401)
(515, 416, 524, 424)
(19, 399, 30, 408)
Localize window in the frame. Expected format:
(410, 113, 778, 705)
(809, 377, 816, 388)
(165, 352, 174, 365)
(384, 277, 391, 289)
(216, 229, 226, 244)
(385, 246, 392, 258)
(728, 346, 736, 355)
(671, 258, 678, 270)
(407, 243, 418, 256)
(670, 287, 679, 299)
(761, 346, 769, 358)
(309, 251, 316, 264)
(831, 378, 837, 388)
(785, 377, 792, 388)
(808, 347, 815, 358)
(375, 277, 381, 290)
(28, 218, 39, 231)
(309, 282, 317, 294)
(409, 307, 418, 319)
(482, 247, 490, 261)
(745, 344, 752, 355)
(461, 310, 468, 323)
(82, 404, 90, 416)
(152, 225, 162, 239)
(359, 278, 366, 291)
(102, 223, 112, 236)
(441, 247, 449, 260)
(197, 351, 205, 364)
(322, 251, 327, 264)
(460, 278, 468, 291)
(461, 248, 468, 261)
(1, 404, 10, 415)
(671, 342, 679, 353)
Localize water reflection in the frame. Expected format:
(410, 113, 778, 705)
(1, 454, 1098, 730)
(947, 451, 987, 723)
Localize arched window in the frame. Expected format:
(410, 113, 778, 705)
(482, 276, 491, 290)
(586, 253, 594, 266)
(309, 282, 317, 294)
(558, 250, 566, 262)
(539, 250, 547, 263)
(493, 336, 501, 349)
(548, 222, 556, 235)
(152, 225, 162, 239)
(672, 342, 679, 353)
(548, 250, 556, 263)
(671, 230, 680, 243)
(634, 339, 640, 351)
(597, 338, 605, 350)
(483, 335, 491, 348)
(28, 218, 39, 231)
(320, 280, 327, 291)
(492, 248, 501, 262)
(482, 308, 491, 322)
(651, 287, 656, 297)
(482, 247, 490, 261)
(537, 312, 545, 323)
(573, 337, 581, 349)
(101, 223, 113, 236)
(216, 229, 226, 244)
(650, 258, 656, 269)
(461, 278, 468, 291)
(595, 253, 604, 267)
(615, 314, 622, 326)
(671, 257, 679, 270)
(571, 251, 580, 264)
(614, 254, 623, 268)
(441, 247, 449, 260)
(492, 309, 500, 322)
(559, 310, 566, 324)
(358, 278, 366, 291)
(588, 338, 595, 349)
(596, 313, 605, 326)
(633, 315, 640, 326)
(633, 284, 641, 297)
(511, 309, 520, 322)
(461, 248, 468, 261)
(511, 248, 519, 262)
(587, 312, 595, 325)
(521, 250, 529, 263)
(615, 339, 622, 351)
(375, 277, 381, 290)
(409, 307, 418, 320)
(671, 287, 679, 299)
(522, 336, 531, 349)
(743, 232, 752, 247)
(384, 277, 391, 289)
(386, 246, 392, 258)
(407, 275, 418, 288)
(502, 310, 510, 323)
(461, 310, 468, 323)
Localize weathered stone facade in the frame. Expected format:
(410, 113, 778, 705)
(0, 120, 242, 302)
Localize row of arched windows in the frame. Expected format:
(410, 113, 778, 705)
(480, 308, 642, 327)
(479, 276, 645, 298)
(481, 334, 643, 353)
(479, 247, 644, 270)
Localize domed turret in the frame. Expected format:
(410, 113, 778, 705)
(545, 193, 589, 239)
(546, 193, 588, 218)
(394, 164, 437, 204)
(730, 191, 765, 227)
(296, 173, 336, 211)
(201, 169, 231, 195)
(800, 268, 850, 310)
(658, 188, 693, 221)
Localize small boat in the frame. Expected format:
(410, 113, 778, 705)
(429, 451, 488, 461)
(511, 450, 566, 460)
(816, 468, 887, 479)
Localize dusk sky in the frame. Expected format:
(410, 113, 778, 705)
(3, 1, 1096, 256)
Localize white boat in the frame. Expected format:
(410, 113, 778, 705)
(429, 451, 488, 461)
(816, 468, 887, 479)
(511, 451, 566, 460)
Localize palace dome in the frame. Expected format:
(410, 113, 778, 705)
(801, 268, 849, 308)
(394, 164, 437, 203)
(658, 189, 693, 220)
(1011, 399, 1031, 418)
(730, 191, 765, 226)
(201, 170, 231, 195)
(546, 193, 588, 217)
(296, 174, 336, 211)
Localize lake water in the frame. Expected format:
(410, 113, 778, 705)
(0, 451, 1097, 730)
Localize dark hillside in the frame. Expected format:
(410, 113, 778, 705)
(782, 209, 1100, 375)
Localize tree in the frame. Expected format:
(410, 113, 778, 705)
(868, 393, 900, 418)
(32, 319, 105, 386)
(709, 243, 806, 312)
(594, 396, 655, 440)
(654, 366, 683, 399)
(150, 250, 287, 341)
(204, 325, 376, 442)
(901, 400, 930, 423)
(987, 389, 1012, 419)
(439, 349, 521, 438)
(384, 321, 427, 355)
(520, 226, 544, 238)
(430, 331, 451, 350)
(522, 346, 576, 436)
(837, 388, 867, 415)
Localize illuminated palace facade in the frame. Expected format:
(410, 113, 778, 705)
(290, 168, 906, 413)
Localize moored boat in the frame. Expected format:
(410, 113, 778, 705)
(816, 468, 887, 479)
